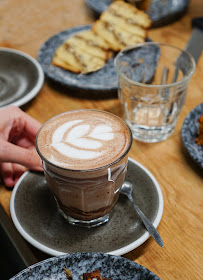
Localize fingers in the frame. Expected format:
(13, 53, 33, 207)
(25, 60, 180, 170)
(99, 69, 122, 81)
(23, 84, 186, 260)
(13, 106, 42, 138)
(0, 106, 41, 141)
(0, 163, 15, 187)
(0, 106, 43, 189)
(24, 112, 42, 138)
(0, 163, 27, 188)
(0, 138, 43, 171)
(14, 132, 34, 148)
(12, 163, 28, 185)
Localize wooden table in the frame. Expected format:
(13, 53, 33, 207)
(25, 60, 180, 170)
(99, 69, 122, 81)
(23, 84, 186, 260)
(0, 0, 202, 279)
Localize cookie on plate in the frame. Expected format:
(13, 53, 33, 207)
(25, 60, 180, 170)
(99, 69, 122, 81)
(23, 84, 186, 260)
(92, 0, 151, 51)
(52, 30, 112, 74)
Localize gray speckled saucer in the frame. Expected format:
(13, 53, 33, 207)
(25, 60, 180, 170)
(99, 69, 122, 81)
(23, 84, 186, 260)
(10, 252, 161, 280)
(0, 48, 44, 108)
(10, 158, 163, 256)
(85, 0, 190, 27)
(181, 103, 203, 168)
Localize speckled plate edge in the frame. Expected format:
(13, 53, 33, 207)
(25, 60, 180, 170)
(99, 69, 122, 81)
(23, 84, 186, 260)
(10, 157, 164, 256)
(10, 252, 161, 280)
(85, 0, 190, 27)
(0, 47, 44, 108)
(181, 103, 203, 168)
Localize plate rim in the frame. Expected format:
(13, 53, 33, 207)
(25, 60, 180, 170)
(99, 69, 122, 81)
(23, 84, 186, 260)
(10, 252, 160, 280)
(10, 157, 164, 256)
(0, 47, 44, 108)
(85, 0, 190, 25)
(181, 102, 203, 168)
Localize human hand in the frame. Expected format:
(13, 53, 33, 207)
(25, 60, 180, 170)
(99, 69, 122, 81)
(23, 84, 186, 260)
(0, 106, 43, 188)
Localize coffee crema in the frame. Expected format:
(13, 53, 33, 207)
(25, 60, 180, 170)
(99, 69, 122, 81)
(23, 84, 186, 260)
(36, 110, 131, 170)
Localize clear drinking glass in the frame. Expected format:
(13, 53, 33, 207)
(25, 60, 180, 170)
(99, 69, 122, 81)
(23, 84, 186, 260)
(114, 42, 196, 143)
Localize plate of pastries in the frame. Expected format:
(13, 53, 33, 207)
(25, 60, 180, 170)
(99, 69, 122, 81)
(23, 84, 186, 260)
(38, 1, 152, 97)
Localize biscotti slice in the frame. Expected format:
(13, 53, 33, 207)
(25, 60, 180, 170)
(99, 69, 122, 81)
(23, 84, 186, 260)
(66, 36, 110, 60)
(53, 43, 106, 74)
(92, 0, 151, 51)
(110, 0, 151, 28)
(101, 10, 147, 38)
(52, 55, 81, 73)
(115, 25, 145, 45)
(93, 19, 145, 51)
(62, 41, 107, 73)
(74, 30, 111, 50)
(92, 20, 126, 51)
(52, 45, 82, 73)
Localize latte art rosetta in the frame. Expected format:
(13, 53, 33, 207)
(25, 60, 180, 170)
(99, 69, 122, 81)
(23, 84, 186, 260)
(51, 120, 114, 160)
(37, 110, 131, 170)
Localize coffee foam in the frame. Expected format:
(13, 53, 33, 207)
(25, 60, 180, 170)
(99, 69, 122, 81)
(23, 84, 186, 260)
(37, 110, 131, 170)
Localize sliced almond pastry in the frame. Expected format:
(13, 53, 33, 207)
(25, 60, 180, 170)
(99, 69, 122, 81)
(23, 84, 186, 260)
(74, 30, 111, 50)
(115, 26, 145, 45)
(92, 20, 126, 51)
(56, 42, 106, 74)
(52, 55, 81, 73)
(52, 44, 82, 72)
(93, 19, 144, 51)
(101, 10, 147, 38)
(66, 36, 110, 60)
(110, 0, 151, 28)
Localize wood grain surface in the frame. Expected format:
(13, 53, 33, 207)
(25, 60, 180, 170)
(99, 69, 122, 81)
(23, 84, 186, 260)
(0, 0, 202, 279)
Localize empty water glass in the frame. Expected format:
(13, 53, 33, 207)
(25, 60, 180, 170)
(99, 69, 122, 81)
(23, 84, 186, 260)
(114, 42, 196, 143)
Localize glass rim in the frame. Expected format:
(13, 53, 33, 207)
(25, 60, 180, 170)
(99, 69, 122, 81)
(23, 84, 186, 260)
(114, 42, 196, 89)
(35, 109, 133, 173)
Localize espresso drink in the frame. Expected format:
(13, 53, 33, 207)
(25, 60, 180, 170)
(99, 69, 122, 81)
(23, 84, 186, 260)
(36, 109, 132, 227)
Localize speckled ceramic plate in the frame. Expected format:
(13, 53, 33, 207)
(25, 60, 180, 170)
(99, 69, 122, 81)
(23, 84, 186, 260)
(10, 252, 161, 280)
(37, 25, 152, 97)
(181, 103, 203, 168)
(37, 24, 118, 97)
(10, 158, 163, 256)
(85, 0, 190, 27)
(0, 48, 44, 108)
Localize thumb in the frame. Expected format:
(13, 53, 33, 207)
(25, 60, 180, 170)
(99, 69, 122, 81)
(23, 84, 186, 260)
(0, 139, 43, 171)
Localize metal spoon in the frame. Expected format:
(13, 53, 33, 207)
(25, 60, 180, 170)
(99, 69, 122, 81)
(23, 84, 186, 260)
(120, 182, 164, 247)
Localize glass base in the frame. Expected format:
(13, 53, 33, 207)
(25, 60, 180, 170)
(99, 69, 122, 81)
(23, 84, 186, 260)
(58, 206, 110, 228)
(128, 122, 175, 143)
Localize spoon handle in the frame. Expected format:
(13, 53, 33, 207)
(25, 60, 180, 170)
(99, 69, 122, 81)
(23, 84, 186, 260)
(128, 195, 164, 247)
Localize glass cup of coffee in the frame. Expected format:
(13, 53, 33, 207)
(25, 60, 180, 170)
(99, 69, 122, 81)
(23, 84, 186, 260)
(36, 109, 132, 228)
